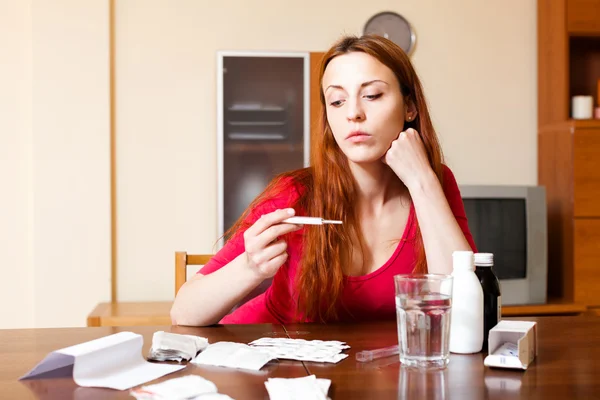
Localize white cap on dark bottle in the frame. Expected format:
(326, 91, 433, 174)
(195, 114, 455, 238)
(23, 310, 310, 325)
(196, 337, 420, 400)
(474, 253, 494, 267)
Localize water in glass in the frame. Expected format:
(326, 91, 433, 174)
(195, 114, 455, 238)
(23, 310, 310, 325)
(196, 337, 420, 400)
(396, 292, 452, 368)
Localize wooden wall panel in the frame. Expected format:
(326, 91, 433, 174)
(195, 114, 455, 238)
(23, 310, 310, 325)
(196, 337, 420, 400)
(309, 52, 324, 162)
(538, 122, 575, 301)
(574, 128, 600, 216)
(538, 0, 569, 126)
(574, 219, 600, 306)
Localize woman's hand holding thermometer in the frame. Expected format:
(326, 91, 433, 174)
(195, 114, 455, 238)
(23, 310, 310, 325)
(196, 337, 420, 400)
(242, 211, 341, 280)
(242, 208, 301, 279)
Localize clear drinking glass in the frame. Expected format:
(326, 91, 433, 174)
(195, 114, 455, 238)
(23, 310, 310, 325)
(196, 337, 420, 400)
(394, 274, 453, 369)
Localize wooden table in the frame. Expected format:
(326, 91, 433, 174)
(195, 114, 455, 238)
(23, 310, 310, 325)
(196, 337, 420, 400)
(286, 317, 600, 399)
(2, 316, 599, 399)
(2, 324, 303, 399)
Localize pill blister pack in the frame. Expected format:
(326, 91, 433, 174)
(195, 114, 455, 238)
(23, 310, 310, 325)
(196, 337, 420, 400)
(249, 338, 350, 363)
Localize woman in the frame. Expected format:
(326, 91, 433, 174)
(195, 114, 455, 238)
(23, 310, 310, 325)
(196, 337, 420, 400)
(171, 34, 476, 326)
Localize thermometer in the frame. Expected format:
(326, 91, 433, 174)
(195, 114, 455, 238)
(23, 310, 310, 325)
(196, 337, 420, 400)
(282, 217, 343, 225)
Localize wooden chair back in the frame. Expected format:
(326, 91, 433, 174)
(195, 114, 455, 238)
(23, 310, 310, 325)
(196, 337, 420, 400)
(175, 251, 213, 295)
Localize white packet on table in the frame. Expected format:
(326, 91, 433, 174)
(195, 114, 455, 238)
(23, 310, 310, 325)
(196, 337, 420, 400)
(265, 375, 331, 400)
(191, 342, 276, 371)
(148, 331, 209, 362)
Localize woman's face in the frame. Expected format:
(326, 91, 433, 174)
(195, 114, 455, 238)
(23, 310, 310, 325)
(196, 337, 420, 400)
(322, 52, 414, 164)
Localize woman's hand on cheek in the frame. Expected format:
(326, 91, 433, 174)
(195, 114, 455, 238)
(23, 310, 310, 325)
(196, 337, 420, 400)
(383, 128, 435, 191)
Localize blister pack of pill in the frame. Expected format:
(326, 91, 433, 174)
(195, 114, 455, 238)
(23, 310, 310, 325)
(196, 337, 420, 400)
(249, 338, 350, 363)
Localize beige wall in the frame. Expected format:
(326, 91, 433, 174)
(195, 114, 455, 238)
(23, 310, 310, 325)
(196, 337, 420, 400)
(0, 0, 111, 328)
(0, 0, 34, 329)
(0, 0, 537, 327)
(31, 0, 112, 328)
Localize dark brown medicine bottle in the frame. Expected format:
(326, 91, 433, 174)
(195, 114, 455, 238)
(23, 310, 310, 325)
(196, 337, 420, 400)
(474, 252, 501, 352)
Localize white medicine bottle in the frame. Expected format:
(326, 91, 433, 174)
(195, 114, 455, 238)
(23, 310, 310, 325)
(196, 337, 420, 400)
(449, 250, 484, 354)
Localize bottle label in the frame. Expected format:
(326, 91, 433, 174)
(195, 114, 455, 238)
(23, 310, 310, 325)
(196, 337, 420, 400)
(498, 295, 502, 321)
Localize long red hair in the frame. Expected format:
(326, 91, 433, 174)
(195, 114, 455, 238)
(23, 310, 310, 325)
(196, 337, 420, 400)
(225, 35, 444, 322)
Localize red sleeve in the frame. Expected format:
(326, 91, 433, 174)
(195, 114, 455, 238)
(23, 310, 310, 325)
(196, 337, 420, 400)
(198, 177, 302, 275)
(441, 165, 478, 253)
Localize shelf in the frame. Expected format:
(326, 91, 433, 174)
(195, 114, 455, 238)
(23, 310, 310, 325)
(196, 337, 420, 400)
(570, 119, 600, 129)
(227, 106, 285, 112)
(567, 0, 600, 36)
(539, 119, 600, 132)
(569, 31, 600, 38)
(224, 143, 304, 153)
(228, 121, 287, 126)
(502, 299, 587, 317)
(588, 307, 600, 317)
(228, 133, 286, 140)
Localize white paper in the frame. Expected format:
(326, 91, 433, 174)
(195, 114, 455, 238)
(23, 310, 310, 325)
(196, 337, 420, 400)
(20, 331, 185, 390)
(191, 342, 275, 371)
(265, 375, 331, 400)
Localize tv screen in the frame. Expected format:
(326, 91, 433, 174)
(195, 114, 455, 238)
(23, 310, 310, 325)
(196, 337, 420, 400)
(463, 198, 527, 280)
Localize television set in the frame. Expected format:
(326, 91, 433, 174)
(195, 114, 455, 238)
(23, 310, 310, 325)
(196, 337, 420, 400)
(458, 185, 548, 306)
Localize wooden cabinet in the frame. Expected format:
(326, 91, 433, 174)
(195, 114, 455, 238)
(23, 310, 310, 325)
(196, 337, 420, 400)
(539, 120, 600, 308)
(216, 51, 324, 238)
(538, 1, 600, 311)
(539, 1, 600, 127)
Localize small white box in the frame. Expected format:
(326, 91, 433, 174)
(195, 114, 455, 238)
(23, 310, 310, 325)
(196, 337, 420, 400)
(483, 320, 537, 370)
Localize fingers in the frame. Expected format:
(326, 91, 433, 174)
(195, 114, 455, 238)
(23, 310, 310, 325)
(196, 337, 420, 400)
(259, 252, 289, 274)
(245, 208, 295, 238)
(403, 128, 422, 142)
(252, 223, 301, 250)
(249, 239, 288, 266)
(390, 129, 422, 152)
(243, 208, 301, 276)
(386, 128, 424, 168)
(398, 128, 417, 140)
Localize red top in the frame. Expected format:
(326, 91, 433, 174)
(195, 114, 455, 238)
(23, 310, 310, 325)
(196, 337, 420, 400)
(199, 165, 477, 324)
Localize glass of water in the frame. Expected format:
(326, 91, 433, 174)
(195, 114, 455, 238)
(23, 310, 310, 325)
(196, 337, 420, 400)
(394, 274, 453, 369)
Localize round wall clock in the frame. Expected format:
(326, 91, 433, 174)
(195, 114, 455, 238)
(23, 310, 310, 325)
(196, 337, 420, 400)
(363, 11, 416, 55)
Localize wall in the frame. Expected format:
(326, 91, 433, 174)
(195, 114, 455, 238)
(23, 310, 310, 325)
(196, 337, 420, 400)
(31, 0, 112, 328)
(0, 0, 537, 327)
(0, 0, 34, 329)
(0, 0, 111, 328)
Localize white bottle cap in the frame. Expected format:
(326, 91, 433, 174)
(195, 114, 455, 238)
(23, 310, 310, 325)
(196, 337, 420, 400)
(474, 252, 494, 267)
(452, 250, 474, 271)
